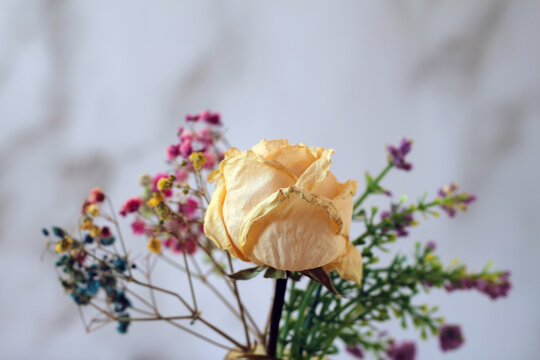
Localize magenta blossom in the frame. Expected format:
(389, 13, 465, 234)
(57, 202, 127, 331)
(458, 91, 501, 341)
(179, 197, 199, 219)
(131, 218, 146, 235)
(119, 197, 143, 217)
(166, 144, 180, 161)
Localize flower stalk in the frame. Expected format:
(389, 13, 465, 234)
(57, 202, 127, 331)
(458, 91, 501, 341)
(267, 278, 288, 358)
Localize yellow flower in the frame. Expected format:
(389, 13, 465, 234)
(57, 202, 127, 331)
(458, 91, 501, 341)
(157, 176, 175, 191)
(147, 192, 164, 208)
(55, 237, 74, 253)
(86, 204, 100, 217)
(189, 152, 206, 170)
(424, 253, 436, 263)
(203, 139, 363, 284)
(81, 217, 93, 230)
(90, 225, 101, 238)
(147, 237, 162, 253)
(156, 202, 171, 221)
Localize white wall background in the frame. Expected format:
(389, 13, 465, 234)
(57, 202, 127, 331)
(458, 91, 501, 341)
(0, 1, 539, 359)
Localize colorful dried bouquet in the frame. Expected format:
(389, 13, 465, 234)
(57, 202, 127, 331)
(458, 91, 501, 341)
(44, 111, 510, 359)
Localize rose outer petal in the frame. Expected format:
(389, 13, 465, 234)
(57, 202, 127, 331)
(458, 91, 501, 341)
(265, 145, 317, 177)
(239, 186, 346, 271)
(251, 139, 290, 157)
(203, 179, 248, 260)
(222, 150, 297, 250)
(323, 241, 363, 284)
(296, 148, 334, 192)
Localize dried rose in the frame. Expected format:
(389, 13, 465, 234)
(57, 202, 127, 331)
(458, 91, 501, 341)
(204, 139, 363, 284)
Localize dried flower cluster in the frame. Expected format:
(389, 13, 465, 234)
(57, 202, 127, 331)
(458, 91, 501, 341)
(44, 112, 510, 360)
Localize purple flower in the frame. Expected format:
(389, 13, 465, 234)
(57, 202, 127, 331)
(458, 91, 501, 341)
(438, 183, 477, 217)
(387, 341, 416, 360)
(476, 271, 512, 300)
(445, 271, 511, 300)
(380, 204, 415, 237)
(439, 324, 464, 352)
(387, 138, 413, 171)
(426, 241, 437, 251)
(346, 344, 364, 358)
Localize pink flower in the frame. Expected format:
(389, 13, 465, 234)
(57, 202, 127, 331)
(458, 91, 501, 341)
(183, 238, 197, 255)
(131, 218, 146, 235)
(199, 110, 221, 125)
(179, 197, 199, 219)
(120, 197, 143, 217)
(197, 128, 213, 146)
(179, 140, 193, 158)
(152, 173, 173, 197)
(166, 144, 180, 161)
(203, 151, 217, 169)
(164, 237, 197, 255)
(180, 130, 194, 143)
(175, 168, 189, 183)
(88, 187, 105, 203)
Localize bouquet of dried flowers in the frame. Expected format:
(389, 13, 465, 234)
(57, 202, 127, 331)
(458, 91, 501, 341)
(44, 111, 510, 359)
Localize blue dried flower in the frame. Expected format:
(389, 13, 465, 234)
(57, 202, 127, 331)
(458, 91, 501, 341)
(70, 292, 90, 305)
(113, 290, 131, 313)
(100, 236, 115, 246)
(83, 234, 94, 244)
(42, 228, 50, 236)
(116, 313, 131, 334)
(51, 226, 67, 238)
(86, 280, 100, 295)
(112, 257, 128, 273)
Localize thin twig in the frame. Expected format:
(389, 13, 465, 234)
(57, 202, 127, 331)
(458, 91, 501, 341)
(227, 252, 252, 350)
(183, 248, 199, 312)
(106, 197, 132, 277)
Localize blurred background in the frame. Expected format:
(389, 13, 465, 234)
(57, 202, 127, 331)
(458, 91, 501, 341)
(1, 1, 539, 359)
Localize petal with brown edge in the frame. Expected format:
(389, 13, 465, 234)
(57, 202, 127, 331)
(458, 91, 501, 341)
(222, 150, 297, 248)
(330, 180, 358, 237)
(239, 186, 346, 271)
(203, 181, 248, 260)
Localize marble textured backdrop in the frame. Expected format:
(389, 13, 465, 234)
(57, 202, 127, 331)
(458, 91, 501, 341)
(0, 1, 539, 359)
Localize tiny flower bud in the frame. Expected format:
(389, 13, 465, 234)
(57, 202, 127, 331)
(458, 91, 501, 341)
(55, 237, 74, 253)
(189, 152, 206, 171)
(86, 204, 100, 218)
(139, 174, 153, 187)
(148, 237, 162, 254)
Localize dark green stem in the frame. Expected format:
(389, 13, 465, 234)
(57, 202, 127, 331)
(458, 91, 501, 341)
(267, 278, 288, 358)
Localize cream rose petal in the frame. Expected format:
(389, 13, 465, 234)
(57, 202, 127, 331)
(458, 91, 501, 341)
(311, 172, 340, 199)
(295, 148, 334, 192)
(323, 241, 363, 284)
(251, 139, 290, 157)
(266, 145, 317, 177)
(203, 180, 247, 260)
(239, 186, 346, 271)
(330, 180, 358, 237)
(222, 150, 297, 249)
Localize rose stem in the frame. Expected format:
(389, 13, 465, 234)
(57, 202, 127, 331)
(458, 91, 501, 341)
(267, 277, 288, 358)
